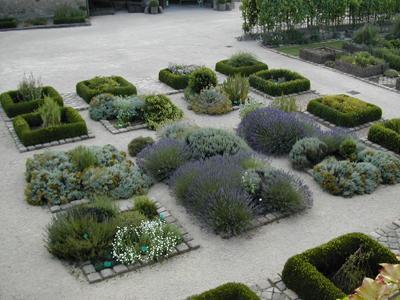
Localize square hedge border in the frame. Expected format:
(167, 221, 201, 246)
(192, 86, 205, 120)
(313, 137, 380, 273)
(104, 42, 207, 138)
(249, 69, 310, 97)
(81, 201, 200, 283)
(0, 86, 63, 118)
(158, 68, 189, 90)
(307, 95, 382, 128)
(368, 119, 400, 154)
(215, 59, 269, 76)
(12, 107, 91, 149)
(76, 76, 137, 103)
(281, 233, 398, 300)
(189, 282, 260, 300)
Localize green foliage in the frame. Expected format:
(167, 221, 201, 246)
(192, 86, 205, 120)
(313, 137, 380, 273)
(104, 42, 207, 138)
(368, 119, 400, 154)
(353, 24, 380, 46)
(215, 58, 268, 76)
(158, 68, 190, 90)
(307, 95, 382, 127)
(18, 73, 43, 102)
(240, 0, 259, 33)
(143, 94, 183, 129)
(189, 282, 261, 300)
(358, 149, 400, 184)
(391, 16, 400, 39)
(128, 136, 154, 157)
(249, 69, 310, 96)
(371, 47, 400, 71)
(282, 233, 398, 300)
(269, 96, 298, 112)
(69, 146, 98, 172)
(384, 69, 399, 77)
(340, 52, 384, 67)
(339, 138, 358, 161)
(89, 93, 116, 121)
(0, 17, 17, 29)
(226, 52, 259, 67)
(133, 196, 158, 219)
(222, 74, 249, 105)
(149, 0, 159, 7)
(157, 120, 199, 140)
(188, 67, 218, 94)
(289, 137, 328, 170)
(37, 97, 61, 128)
(190, 87, 232, 115)
(239, 99, 265, 119)
(53, 4, 86, 24)
(13, 107, 87, 146)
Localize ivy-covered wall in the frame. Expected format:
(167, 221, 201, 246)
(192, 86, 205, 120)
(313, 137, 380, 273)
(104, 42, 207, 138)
(0, 0, 88, 20)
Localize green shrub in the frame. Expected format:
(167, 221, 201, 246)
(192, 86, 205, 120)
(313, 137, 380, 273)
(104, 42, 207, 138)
(189, 282, 260, 300)
(190, 87, 232, 115)
(69, 146, 98, 171)
(307, 94, 382, 127)
(282, 233, 398, 300)
(37, 97, 61, 128)
(371, 47, 400, 71)
(0, 17, 17, 29)
(133, 196, 158, 219)
(128, 136, 154, 157)
(89, 93, 117, 121)
(249, 69, 310, 96)
(13, 107, 88, 146)
(222, 74, 249, 105)
(391, 16, 400, 39)
(215, 53, 268, 76)
(188, 67, 218, 94)
(226, 52, 259, 67)
(53, 4, 86, 24)
(159, 68, 190, 90)
(368, 119, 400, 154)
(157, 120, 199, 140)
(143, 94, 183, 129)
(358, 149, 400, 184)
(76, 76, 137, 103)
(269, 96, 298, 112)
(384, 68, 399, 78)
(339, 52, 384, 67)
(353, 24, 380, 46)
(18, 73, 43, 102)
(239, 99, 265, 119)
(0, 86, 63, 118)
(289, 137, 328, 170)
(186, 128, 250, 160)
(339, 138, 358, 161)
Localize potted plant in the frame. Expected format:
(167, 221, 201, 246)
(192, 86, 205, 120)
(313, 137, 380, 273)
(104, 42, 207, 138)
(218, 0, 226, 11)
(149, 0, 159, 14)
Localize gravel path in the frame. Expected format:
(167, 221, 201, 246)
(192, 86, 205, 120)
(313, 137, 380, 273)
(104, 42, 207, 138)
(0, 6, 400, 300)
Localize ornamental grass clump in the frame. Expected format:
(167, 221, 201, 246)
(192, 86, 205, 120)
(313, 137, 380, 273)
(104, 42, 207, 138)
(222, 74, 250, 105)
(18, 73, 43, 102)
(38, 97, 61, 128)
(133, 196, 158, 219)
(69, 145, 98, 172)
(157, 120, 199, 140)
(269, 96, 298, 112)
(227, 52, 259, 67)
(238, 107, 319, 155)
(239, 99, 265, 119)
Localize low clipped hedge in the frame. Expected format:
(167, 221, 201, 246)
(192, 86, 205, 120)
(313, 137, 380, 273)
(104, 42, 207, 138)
(249, 69, 310, 96)
(282, 233, 398, 300)
(368, 119, 400, 154)
(76, 76, 137, 103)
(159, 68, 190, 90)
(188, 282, 260, 300)
(0, 86, 63, 118)
(13, 107, 88, 146)
(0, 17, 17, 29)
(53, 16, 86, 24)
(371, 47, 400, 71)
(307, 95, 382, 127)
(215, 59, 268, 76)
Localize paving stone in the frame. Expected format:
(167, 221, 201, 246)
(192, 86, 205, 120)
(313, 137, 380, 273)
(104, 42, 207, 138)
(127, 262, 141, 271)
(86, 272, 102, 283)
(275, 281, 286, 291)
(186, 240, 200, 249)
(257, 281, 272, 291)
(176, 243, 190, 253)
(183, 233, 193, 242)
(82, 264, 96, 275)
(100, 268, 114, 278)
(113, 264, 128, 274)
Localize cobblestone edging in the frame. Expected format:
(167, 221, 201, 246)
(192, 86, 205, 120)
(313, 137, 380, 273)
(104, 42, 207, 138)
(251, 275, 300, 300)
(47, 199, 90, 213)
(370, 218, 400, 256)
(61, 92, 90, 111)
(5, 122, 95, 153)
(359, 137, 400, 159)
(263, 44, 400, 95)
(99, 120, 149, 134)
(0, 21, 91, 32)
(249, 88, 319, 101)
(81, 201, 200, 284)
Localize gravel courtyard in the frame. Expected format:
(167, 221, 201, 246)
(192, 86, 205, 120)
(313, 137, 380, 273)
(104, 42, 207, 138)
(0, 6, 400, 300)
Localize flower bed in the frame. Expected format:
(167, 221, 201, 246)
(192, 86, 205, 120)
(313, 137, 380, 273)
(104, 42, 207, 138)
(335, 52, 387, 77)
(13, 107, 87, 146)
(299, 47, 344, 64)
(158, 64, 199, 90)
(76, 76, 137, 103)
(368, 119, 400, 154)
(25, 144, 152, 207)
(282, 233, 397, 300)
(249, 69, 310, 96)
(0, 86, 63, 118)
(307, 94, 382, 127)
(189, 282, 260, 299)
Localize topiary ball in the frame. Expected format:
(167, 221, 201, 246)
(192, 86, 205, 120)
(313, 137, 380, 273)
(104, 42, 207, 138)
(188, 67, 218, 94)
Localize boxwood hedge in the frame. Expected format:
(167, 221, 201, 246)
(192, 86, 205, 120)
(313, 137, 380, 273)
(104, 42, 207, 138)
(368, 119, 400, 154)
(158, 68, 190, 90)
(249, 69, 310, 96)
(215, 59, 268, 76)
(188, 282, 260, 300)
(0, 86, 63, 118)
(76, 76, 137, 103)
(13, 107, 88, 146)
(0, 17, 17, 29)
(307, 94, 382, 127)
(53, 16, 86, 25)
(282, 233, 398, 300)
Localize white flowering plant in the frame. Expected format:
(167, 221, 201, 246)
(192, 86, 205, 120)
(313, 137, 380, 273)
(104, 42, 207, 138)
(112, 219, 182, 265)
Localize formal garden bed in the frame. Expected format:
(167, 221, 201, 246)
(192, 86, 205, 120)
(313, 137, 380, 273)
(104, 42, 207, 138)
(215, 52, 268, 76)
(76, 76, 137, 103)
(334, 52, 387, 78)
(249, 69, 311, 97)
(158, 64, 200, 90)
(45, 196, 199, 284)
(189, 282, 260, 299)
(299, 47, 345, 64)
(89, 93, 183, 133)
(368, 118, 400, 154)
(282, 233, 398, 300)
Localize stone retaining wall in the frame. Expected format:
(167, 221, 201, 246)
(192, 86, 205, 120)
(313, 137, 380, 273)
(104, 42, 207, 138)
(0, 0, 87, 20)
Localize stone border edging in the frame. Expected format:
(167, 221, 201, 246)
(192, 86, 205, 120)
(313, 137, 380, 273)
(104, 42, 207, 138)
(370, 218, 400, 256)
(262, 44, 400, 95)
(251, 275, 300, 300)
(249, 87, 318, 100)
(0, 20, 91, 32)
(81, 200, 200, 283)
(99, 120, 149, 134)
(47, 199, 90, 213)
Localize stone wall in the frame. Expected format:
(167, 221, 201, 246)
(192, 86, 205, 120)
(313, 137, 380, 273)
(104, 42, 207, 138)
(0, 0, 88, 20)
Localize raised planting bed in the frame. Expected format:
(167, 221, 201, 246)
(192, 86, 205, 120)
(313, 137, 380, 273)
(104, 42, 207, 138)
(299, 47, 344, 64)
(159, 64, 199, 90)
(0, 86, 63, 118)
(0, 17, 17, 29)
(76, 76, 137, 103)
(368, 119, 400, 154)
(282, 233, 398, 300)
(188, 282, 260, 299)
(307, 94, 382, 127)
(45, 196, 199, 283)
(335, 52, 387, 78)
(215, 59, 268, 76)
(13, 107, 88, 147)
(249, 69, 310, 96)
